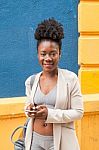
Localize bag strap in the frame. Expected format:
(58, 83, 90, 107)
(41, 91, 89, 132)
(10, 125, 27, 145)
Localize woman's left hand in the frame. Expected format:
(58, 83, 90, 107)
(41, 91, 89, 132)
(35, 105, 48, 120)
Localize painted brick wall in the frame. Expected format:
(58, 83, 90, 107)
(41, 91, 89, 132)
(0, 0, 79, 97)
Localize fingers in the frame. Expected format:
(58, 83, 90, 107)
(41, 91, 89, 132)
(36, 105, 48, 120)
(36, 105, 46, 113)
(37, 109, 45, 114)
(26, 104, 46, 111)
(25, 103, 37, 118)
(25, 104, 48, 119)
(36, 105, 46, 110)
(26, 103, 34, 110)
(27, 111, 36, 118)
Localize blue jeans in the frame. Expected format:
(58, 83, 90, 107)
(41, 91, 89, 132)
(31, 131, 54, 150)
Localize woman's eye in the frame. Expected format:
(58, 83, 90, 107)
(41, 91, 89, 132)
(52, 53, 56, 56)
(50, 54, 55, 57)
(41, 53, 46, 56)
(50, 52, 57, 57)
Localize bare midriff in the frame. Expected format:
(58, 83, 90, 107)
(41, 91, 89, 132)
(32, 119, 53, 136)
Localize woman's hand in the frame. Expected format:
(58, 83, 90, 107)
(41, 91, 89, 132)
(35, 105, 48, 120)
(25, 104, 48, 120)
(25, 103, 37, 118)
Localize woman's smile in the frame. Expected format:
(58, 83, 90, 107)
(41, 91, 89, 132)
(43, 64, 53, 69)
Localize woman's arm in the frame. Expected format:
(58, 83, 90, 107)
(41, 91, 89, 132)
(46, 77, 84, 123)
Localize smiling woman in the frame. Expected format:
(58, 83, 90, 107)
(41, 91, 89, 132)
(24, 18, 83, 150)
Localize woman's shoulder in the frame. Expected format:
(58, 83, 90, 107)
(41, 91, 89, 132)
(25, 74, 36, 86)
(25, 71, 42, 87)
(59, 68, 78, 81)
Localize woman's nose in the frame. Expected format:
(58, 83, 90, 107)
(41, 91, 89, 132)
(44, 54, 52, 61)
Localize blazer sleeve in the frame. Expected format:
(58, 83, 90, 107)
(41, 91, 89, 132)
(24, 75, 35, 117)
(46, 76, 84, 123)
(25, 76, 32, 105)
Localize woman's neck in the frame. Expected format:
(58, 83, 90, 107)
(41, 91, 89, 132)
(42, 68, 58, 79)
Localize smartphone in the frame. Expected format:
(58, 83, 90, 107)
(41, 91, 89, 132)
(25, 107, 38, 113)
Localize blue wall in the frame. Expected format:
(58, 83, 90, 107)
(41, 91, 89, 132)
(0, 0, 79, 98)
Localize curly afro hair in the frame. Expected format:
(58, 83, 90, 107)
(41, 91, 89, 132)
(34, 18, 64, 50)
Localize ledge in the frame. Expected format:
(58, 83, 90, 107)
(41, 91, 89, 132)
(0, 97, 26, 119)
(83, 94, 99, 113)
(0, 94, 99, 119)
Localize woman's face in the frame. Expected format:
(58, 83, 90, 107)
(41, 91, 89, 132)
(38, 40, 60, 73)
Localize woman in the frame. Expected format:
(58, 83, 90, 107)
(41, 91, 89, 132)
(24, 18, 84, 150)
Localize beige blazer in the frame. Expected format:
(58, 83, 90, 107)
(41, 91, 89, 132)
(25, 68, 84, 150)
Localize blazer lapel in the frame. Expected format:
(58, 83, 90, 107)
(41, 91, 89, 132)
(54, 68, 68, 150)
(31, 71, 42, 103)
(55, 68, 68, 109)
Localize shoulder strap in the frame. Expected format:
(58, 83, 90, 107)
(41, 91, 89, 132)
(10, 118, 30, 145)
(30, 75, 36, 89)
(10, 126, 26, 145)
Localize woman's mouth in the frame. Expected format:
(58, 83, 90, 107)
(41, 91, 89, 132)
(44, 63, 53, 65)
(43, 63, 53, 67)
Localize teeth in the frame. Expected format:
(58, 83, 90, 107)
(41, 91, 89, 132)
(43, 63, 53, 66)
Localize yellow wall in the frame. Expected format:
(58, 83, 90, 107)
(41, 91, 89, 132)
(75, 94, 99, 150)
(0, 96, 99, 150)
(0, 97, 26, 150)
(78, 0, 99, 94)
(78, 0, 99, 150)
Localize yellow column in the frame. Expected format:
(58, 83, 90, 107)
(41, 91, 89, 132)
(78, 1, 99, 94)
(78, 1, 99, 150)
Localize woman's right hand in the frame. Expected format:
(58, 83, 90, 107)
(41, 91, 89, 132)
(25, 103, 37, 118)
